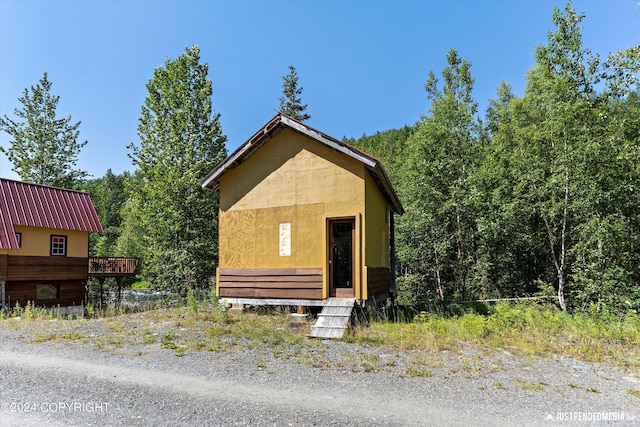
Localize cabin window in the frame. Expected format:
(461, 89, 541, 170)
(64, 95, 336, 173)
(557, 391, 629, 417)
(36, 284, 59, 300)
(15, 232, 21, 248)
(51, 235, 67, 256)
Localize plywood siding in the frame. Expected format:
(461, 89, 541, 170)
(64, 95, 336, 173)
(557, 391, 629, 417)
(364, 173, 390, 269)
(220, 129, 365, 213)
(218, 128, 366, 274)
(218, 268, 323, 300)
(219, 209, 256, 267)
(6, 256, 88, 281)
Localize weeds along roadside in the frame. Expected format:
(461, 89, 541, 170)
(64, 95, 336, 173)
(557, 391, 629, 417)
(347, 301, 640, 369)
(1, 297, 639, 371)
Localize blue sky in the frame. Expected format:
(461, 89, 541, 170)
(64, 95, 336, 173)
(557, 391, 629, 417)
(0, 0, 638, 181)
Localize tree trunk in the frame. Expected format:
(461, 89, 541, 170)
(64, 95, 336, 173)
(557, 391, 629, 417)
(433, 244, 444, 300)
(454, 200, 468, 300)
(557, 272, 566, 311)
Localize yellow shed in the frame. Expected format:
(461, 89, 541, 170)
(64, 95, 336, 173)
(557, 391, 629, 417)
(201, 113, 403, 309)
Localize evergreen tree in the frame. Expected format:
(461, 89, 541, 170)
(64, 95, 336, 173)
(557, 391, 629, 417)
(278, 65, 310, 121)
(123, 46, 227, 293)
(0, 72, 88, 187)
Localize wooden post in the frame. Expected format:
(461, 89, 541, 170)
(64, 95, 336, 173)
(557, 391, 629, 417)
(390, 212, 397, 320)
(390, 212, 396, 295)
(0, 280, 5, 309)
(297, 305, 305, 315)
(115, 277, 123, 308)
(98, 278, 105, 311)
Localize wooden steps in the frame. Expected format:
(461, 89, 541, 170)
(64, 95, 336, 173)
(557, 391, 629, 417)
(309, 297, 356, 339)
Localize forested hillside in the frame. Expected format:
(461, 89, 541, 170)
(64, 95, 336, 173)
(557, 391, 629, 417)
(2, 4, 638, 314)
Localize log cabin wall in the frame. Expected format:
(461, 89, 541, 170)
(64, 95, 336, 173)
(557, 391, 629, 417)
(4, 256, 88, 308)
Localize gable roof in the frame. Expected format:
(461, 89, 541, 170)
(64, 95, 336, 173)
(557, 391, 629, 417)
(201, 113, 404, 214)
(0, 178, 103, 249)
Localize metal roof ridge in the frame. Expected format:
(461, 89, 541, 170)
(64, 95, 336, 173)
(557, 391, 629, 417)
(0, 177, 92, 195)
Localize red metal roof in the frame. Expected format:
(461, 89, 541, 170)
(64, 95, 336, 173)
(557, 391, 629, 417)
(0, 178, 103, 249)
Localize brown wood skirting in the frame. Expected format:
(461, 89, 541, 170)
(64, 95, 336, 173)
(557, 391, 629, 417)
(0, 254, 7, 281)
(367, 267, 390, 300)
(6, 256, 89, 281)
(218, 268, 323, 300)
(4, 280, 86, 308)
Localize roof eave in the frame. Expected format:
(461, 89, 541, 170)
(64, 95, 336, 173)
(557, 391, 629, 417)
(201, 114, 285, 191)
(367, 165, 404, 215)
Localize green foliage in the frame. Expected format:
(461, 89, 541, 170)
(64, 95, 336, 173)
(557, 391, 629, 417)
(124, 45, 227, 294)
(357, 3, 640, 314)
(278, 65, 310, 121)
(398, 48, 483, 302)
(82, 170, 129, 257)
(360, 302, 640, 365)
(187, 290, 198, 315)
(131, 280, 152, 290)
(482, 3, 640, 312)
(0, 72, 88, 187)
(345, 125, 413, 188)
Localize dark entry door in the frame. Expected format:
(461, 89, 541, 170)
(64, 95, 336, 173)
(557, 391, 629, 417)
(328, 218, 355, 297)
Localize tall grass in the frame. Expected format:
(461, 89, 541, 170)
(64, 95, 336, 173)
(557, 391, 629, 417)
(352, 302, 640, 367)
(4, 296, 638, 369)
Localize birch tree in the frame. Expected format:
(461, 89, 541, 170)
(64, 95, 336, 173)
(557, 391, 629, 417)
(400, 48, 482, 304)
(503, 4, 640, 310)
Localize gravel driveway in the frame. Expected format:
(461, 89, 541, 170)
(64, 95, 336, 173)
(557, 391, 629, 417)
(1, 317, 639, 426)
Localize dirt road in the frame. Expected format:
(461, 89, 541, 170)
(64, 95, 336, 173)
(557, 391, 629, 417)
(1, 323, 639, 426)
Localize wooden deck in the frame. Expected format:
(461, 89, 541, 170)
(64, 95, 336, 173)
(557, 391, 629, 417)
(88, 257, 139, 277)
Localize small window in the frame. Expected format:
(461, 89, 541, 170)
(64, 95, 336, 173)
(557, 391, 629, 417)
(15, 232, 22, 248)
(51, 235, 67, 256)
(36, 284, 59, 300)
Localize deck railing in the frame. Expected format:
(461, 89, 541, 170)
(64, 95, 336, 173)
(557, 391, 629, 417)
(88, 257, 140, 277)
